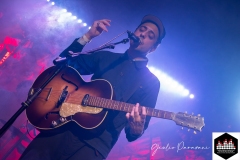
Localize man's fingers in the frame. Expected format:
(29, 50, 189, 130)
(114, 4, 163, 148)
(126, 113, 130, 119)
(134, 103, 139, 115)
(96, 19, 111, 32)
(142, 106, 146, 116)
(130, 106, 135, 117)
(100, 19, 111, 26)
(98, 22, 108, 32)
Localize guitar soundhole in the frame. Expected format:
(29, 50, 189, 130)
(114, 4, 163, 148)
(61, 74, 78, 90)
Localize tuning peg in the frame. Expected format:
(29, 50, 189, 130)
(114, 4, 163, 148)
(193, 131, 197, 134)
(188, 129, 190, 132)
(198, 114, 201, 116)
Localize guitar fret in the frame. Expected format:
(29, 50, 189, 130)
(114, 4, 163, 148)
(113, 101, 116, 110)
(117, 101, 119, 110)
(98, 97, 102, 107)
(100, 97, 104, 107)
(109, 99, 112, 109)
(89, 96, 92, 106)
(124, 103, 127, 112)
(114, 101, 118, 110)
(95, 97, 99, 106)
(153, 109, 157, 117)
(106, 98, 110, 109)
(111, 101, 114, 109)
(87, 96, 173, 120)
(97, 97, 101, 106)
(89, 96, 93, 106)
(97, 97, 100, 106)
(102, 98, 105, 108)
(120, 102, 123, 111)
(93, 97, 97, 106)
(91, 97, 95, 106)
(103, 98, 107, 108)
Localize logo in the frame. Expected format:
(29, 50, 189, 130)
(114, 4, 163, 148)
(213, 132, 240, 160)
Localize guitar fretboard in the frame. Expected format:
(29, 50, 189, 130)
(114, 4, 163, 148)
(87, 96, 174, 120)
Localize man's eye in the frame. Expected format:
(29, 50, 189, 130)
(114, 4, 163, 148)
(139, 26, 146, 31)
(149, 34, 154, 39)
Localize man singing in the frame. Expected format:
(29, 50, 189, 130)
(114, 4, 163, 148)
(20, 14, 165, 160)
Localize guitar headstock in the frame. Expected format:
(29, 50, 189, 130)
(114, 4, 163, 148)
(172, 112, 205, 133)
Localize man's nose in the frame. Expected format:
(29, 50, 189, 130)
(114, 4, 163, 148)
(140, 32, 146, 39)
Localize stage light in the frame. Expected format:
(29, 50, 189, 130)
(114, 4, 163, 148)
(47, 0, 50, 2)
(148, 66, 194, 98)
(83, 23, 87, 26)
(62, 9, 67, 12)
(72, 16, 77, 20)
(182, 89, 190, 96)
(88, 27, 91, 29)
(51, 2, 55, 5)
(77, 19, 82, 23)
(189, 94, 194, 99)
(176, 85, 184, 92)
(57, 18, 63, 23)
(67, 12, 72, 16)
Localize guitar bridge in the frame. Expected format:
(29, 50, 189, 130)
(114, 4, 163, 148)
(56, 86, 68, 108)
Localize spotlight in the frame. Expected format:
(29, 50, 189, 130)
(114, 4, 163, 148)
(182, 89, 190, 96)
(67, 12, 72, 16)
(176, 85, 184, 92)
(51, 2, 55, 5)
(62, 9, 67, 12)
(72, 16, 77, 20)
(189, 94, 194, 99)
(83, 23, 87, 26)
(148, 66, 194, 97)
(47, 0, 50, 2)
(88, 27, 91, 29)
(77, 19, 82, 23)
(57, 18, 63, 23)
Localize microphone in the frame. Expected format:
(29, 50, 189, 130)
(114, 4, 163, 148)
(127, 30, 141, 45)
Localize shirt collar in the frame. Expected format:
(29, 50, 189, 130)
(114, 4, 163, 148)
(121, 50, 148, 69)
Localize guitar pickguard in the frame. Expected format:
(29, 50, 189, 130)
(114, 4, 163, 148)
(60, 102, 103, 117)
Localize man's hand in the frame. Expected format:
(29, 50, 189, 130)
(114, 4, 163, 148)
(85, 19, 111, 41)
(126, 103, 146, 136)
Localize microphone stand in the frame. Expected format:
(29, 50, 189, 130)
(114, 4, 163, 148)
(0, 37, 129, 138)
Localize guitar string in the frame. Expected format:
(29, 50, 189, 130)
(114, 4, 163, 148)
(39, 90, 168, 118)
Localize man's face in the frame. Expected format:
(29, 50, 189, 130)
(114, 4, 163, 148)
(130, 22, 159, 55)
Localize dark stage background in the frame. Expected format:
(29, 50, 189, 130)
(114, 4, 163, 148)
(0, 0, 239, 159)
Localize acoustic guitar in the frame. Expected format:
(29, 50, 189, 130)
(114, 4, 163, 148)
(26, 66, 205, 134)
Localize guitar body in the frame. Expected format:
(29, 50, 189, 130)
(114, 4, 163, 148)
(26, 66, 113, 132)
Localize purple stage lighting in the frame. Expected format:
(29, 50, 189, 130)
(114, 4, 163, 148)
(148, 66, 194, 98)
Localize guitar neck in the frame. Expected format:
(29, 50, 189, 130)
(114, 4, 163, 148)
(87, 95, 174, 120)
